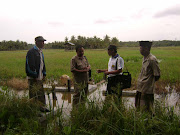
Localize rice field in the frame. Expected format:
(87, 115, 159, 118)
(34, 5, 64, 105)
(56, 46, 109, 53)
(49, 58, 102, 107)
(0, 47, 180, 134)
(0, 47, 180, 84)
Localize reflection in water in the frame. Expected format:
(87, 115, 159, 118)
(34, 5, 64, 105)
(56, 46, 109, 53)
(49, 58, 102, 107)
(155, 90, 180, 114)
(87, 84, 136, 109)
(48, 84, 179, 116)
(45, 92, 73, 118)
(1, 84, 179, 117)
(62, 93, 72, 103)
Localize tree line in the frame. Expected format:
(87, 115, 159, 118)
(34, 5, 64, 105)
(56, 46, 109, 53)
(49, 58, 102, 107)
(44, 35, 119, 49)
(0, 35, 180, 51)
(0, 40, 29, 51)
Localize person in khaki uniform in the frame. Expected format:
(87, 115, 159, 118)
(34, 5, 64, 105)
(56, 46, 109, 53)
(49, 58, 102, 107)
(135, 41, 160, 113)
(71, 45, 90, 105)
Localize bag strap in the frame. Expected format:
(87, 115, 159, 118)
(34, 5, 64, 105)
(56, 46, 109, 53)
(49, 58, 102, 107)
(115, 57, 128, 72)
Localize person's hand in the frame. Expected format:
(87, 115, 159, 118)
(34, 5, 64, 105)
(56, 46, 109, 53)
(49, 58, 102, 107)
(96, 69, 101, 73)
(86, 66, 90, 71)
(104, 71, 109, 75)
(83, 67, 90, 72)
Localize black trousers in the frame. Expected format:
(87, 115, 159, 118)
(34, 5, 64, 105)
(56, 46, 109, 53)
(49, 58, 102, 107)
(107, 76, 122, 97)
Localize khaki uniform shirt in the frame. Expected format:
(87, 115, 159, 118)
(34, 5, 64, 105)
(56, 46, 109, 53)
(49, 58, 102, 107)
(70, 55, 89, 84)
(137, 54, 160, 94)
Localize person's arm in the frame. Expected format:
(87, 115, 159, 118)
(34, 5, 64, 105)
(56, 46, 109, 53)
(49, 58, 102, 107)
(104, 69, 122, 75)
(71, 58, 89, 73)
(72, 68, 89, 73)
(151, 59, 161, 82)
(97, 69, 108, 73)
(85, 56, 91, 71)
(26, 50, 38, 78)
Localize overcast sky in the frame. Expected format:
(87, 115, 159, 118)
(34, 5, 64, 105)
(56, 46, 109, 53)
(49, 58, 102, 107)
(0, 0, 180, 43)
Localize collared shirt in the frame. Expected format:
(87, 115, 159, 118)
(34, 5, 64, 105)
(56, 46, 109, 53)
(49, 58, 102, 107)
(70, 55, 90, 83)
(37, 48, 44, 80)
(137, 53, 160, 94)
(108, 54, 124, 77)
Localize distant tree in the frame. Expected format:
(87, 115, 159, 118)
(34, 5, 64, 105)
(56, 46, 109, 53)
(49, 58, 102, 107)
(103, 34, 110, 48)
(111, 37, 119, 46)
(0, 40, 28, 51)
(0, 37, 179, 51)
(46, 41, 65, 49)
(76, 36, 86, 47)
(69, 35, 76, 44)
(64, 37, 68, 43)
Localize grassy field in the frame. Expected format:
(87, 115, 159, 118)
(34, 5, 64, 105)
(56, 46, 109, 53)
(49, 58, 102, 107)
(0, 47, 180, 134)
(0, 47, 180, 84)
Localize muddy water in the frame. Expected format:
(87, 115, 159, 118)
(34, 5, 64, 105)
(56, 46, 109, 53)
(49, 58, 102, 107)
(44, 84, 136, 117)
(155, 90, 180, 114)
(0, 84, 179, 116)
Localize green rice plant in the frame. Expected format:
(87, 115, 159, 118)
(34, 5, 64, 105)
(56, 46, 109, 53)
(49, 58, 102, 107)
(69, 93, 179, 135)
(0, 84, 179, 134)
(0, 86, 64, 135)
(0, 47, 180, 85)
(0, 89, 40, 134)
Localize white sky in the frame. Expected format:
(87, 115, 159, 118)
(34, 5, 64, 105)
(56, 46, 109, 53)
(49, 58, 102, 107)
(0, 0, 180, 43)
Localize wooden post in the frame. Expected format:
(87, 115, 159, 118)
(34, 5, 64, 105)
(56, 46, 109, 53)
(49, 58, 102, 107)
(89, 69, 92, 81)
(103, 73, 107, 81)
(52, 85, 57, 110)
(68, 79, 71, 92)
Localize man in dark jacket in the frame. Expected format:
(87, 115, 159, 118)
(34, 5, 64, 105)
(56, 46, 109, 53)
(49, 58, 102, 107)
(26, 36, 48, 111)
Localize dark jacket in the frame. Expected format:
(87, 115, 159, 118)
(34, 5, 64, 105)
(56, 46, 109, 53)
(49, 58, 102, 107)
(26, 46, 46, 78)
